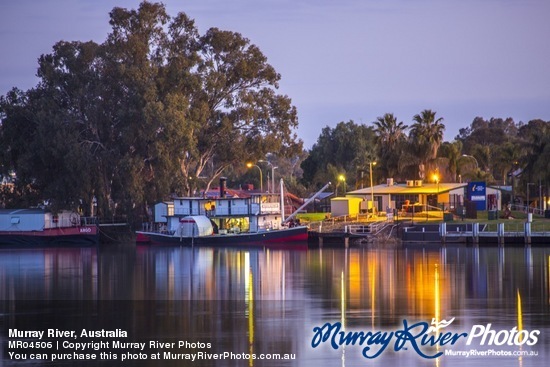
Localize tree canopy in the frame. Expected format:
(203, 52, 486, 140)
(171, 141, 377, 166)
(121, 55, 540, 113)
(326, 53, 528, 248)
(0, 1, 302, 221)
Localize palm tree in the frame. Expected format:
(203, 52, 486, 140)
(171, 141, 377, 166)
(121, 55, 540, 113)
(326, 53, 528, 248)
(373, 113, 408, 179)
(438, 140, 462, 182)
(409, 109, 445, 178)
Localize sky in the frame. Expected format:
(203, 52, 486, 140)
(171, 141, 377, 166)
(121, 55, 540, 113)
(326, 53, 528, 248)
(1, 0, 549, 148)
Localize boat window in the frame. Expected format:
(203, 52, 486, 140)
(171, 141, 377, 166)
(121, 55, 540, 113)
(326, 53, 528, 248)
(11, 217, 20, 224)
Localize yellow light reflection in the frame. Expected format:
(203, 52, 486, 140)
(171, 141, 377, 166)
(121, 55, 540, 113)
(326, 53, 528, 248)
(349, 252, 361, 307)
(517, 289, 523, 340)
(370, 258, 376, 328)
(243, 252, 254, 366)
(249, 269, 254, 367)
(434, 264, 440, 367)
(341, 271, 346, 367)
(434, 264, 440, 327)
(517, 289, 523, 367)
(341, 271, 345, 329)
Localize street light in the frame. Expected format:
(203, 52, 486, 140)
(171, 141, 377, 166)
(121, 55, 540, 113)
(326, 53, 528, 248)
(460, 155, 479, 182)
(338, 174, 346, 196)
(461, 154, 479, 169)
(432, 173, 440, 193)
(527, 182, 535, 213)
(246, 162, 263, 192)
(258, 159, 277, 193)
(369, 161, 377, 215)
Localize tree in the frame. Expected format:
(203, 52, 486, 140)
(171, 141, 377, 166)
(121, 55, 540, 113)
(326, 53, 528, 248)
(408, 109, 445, 179)
(456, 117, 519, 183)
(301, 121, 376, 190)
(438, 140, 462, 182)
(373, 113, 408, 180)
(0, 1, 302, 220)
(518, 119, 550, 197)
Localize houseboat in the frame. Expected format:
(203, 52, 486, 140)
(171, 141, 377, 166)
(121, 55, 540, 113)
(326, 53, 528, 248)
(136, 179, 313, 246)
(0, 209, 99, 246)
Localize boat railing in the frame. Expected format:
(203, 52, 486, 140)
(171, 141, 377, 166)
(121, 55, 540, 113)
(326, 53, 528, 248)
(45, 216, 98, 228)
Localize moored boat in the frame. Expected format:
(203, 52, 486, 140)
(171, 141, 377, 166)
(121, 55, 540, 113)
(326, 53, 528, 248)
(0, 209, 99, 246)
(136, 179, 327, 247)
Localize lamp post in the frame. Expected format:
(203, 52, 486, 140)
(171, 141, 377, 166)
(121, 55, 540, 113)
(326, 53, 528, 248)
(246, 163, 263, 192)
(433, 172, 440, 193)
(527, 182, 535, 213)
(460, 154, 479, 181)
(338, 174, 346, 196)
(432, 173, 440, 211)
(369, 161, 377, 215)
(259, 159, 277, 193)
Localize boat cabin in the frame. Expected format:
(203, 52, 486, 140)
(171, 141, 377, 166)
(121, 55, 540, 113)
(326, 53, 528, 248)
(160, 193, 284, 235)
(0, 209, 81, 230)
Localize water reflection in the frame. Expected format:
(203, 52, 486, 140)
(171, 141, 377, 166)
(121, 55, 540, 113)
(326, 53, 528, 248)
(0, 245, 549, 366)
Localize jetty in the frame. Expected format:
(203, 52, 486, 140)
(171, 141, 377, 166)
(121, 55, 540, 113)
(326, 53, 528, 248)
(304, 210, 550, 247)
(307, 214, 396, 247)
(402, 221, 550, 246)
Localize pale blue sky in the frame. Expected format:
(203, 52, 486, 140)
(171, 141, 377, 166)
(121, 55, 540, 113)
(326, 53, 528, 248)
(1, 0, 549, 147)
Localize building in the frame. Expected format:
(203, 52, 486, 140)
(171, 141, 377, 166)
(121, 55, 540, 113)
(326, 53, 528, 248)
(341, 179, 503, 215)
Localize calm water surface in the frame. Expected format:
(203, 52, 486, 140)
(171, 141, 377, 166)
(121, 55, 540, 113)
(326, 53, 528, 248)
(1, 243, 550, 366)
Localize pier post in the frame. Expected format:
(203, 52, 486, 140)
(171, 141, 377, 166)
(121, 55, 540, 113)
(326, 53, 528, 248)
(439, 222, 446, 246)
(319, 235, 324, 248)
(472, 223, 479, 246)
(497, 222, 505, 246)
(344, 236, 349, 248)
(524, 222, 532, 246)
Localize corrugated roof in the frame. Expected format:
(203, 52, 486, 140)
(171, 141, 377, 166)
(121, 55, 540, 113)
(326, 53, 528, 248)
(0, 208, 46, 215)
(348, 182, 467, 195)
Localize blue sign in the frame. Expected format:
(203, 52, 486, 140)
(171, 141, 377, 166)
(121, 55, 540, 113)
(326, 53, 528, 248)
(467, 181, 486, 210)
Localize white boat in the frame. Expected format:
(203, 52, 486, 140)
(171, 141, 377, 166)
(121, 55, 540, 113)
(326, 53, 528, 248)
(136, 179, 329, 247)
(0, 209, 99, 246)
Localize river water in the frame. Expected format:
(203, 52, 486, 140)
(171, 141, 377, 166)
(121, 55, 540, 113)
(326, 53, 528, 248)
(1, 243, 550, 366)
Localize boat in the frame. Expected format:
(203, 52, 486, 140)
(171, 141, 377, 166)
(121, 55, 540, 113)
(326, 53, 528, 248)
(0, 209, 99, 246)
(136, 179, 330, 246)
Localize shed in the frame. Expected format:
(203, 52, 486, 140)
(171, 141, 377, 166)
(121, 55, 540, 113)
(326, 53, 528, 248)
(330, 197, 364, 217)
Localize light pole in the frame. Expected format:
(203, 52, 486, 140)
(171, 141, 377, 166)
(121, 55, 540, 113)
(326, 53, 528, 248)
(432, 173, 440, 193)
(246, 162, 263, 192)
(369, 161, 377, 215)
(432, 173, 440, 210)
(460, 154, 479, 181)
(338, 175, 346, 196)
(259, 159, 277, 193)
(527, 182, 535, 213)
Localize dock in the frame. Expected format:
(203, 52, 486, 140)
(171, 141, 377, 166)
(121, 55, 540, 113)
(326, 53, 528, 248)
(402, 222, 550, 246)
(308, 222, 393, 247)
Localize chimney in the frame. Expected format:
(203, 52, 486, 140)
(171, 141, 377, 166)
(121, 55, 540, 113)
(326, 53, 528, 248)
(219, 177, 227, 198)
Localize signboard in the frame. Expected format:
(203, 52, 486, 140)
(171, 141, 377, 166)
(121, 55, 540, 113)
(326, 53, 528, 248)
(468, 181, 486, 210)
(260, 202, 280, 213)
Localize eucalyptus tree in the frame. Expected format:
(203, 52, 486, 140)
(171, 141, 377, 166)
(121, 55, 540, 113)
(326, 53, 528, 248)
(373, 113, 408, 180)
(300, 120, 376, 189)
(518, 119, 550, 194)
(0, 1, 302, 219)
(408, 109, 445, 179)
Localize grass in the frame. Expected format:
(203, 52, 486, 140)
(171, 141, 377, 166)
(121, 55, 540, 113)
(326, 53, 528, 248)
(296, 213, 328, 222)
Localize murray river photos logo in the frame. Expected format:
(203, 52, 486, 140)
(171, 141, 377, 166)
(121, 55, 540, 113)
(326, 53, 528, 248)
(311, 318, 540, 359)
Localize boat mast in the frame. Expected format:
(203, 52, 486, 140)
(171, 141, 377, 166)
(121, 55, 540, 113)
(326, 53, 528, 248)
(280, 178, 285, 225)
